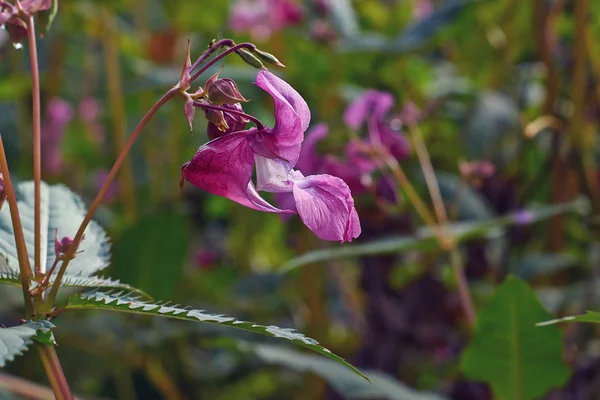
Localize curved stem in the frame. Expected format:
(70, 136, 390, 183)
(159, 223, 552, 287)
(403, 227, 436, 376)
(189, 38, 235, 74)
(25, 16, 42, 280)
(45, 87, 179, 307)
(193, 101, 264, 130)
(0, 137, 34, 317)
(190, 43, 257, 82)
(37, 344, 73, 400)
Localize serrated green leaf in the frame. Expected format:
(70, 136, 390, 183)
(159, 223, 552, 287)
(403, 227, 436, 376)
(0, 181, 110, 277)
(537, 310, 600, 327)
(281, 199, 588, 272)
(245, 343, 446, 400)
(0, 321, 55, 367)
(65, 290, 367, 380)
(0, 269, 20, 288)
(462, 276, 570, 400)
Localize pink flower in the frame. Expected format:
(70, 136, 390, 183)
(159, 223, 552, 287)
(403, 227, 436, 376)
(229, 0, 303, 42)
(41, 98, 74, 175)
(182, 71, 360, 242)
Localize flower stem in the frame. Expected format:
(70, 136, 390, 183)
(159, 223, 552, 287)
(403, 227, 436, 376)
(45, 87, 179, 307)
(0, 137, 34, 317)
(190, 43, 257, 82)
(193, 101, 264, 130)
(25, 16, 42, 280)
(189, 38, 235, 74)
(37, 344, 73, 400)
(408, 126, 475, 326)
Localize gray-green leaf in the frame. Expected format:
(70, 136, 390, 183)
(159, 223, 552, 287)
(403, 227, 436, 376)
(0, 321, 55, 367)
(246, 343, 446, 400)
(462, 276, 569, 400)
(0, 181, 110, 276)
(65, 290, 367, 380)
(281, 199, 587, 272)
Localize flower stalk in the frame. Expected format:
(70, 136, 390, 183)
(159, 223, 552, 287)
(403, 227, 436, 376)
(25, 16, 42, 280)
(0, 136, 34, 317)
(45, 86, 179, 307)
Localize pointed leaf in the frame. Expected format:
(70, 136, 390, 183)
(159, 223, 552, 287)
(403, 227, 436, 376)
(538, 311, 600, 327)
(245, 343, 446, 400)
(0, 181, 110, 276)
(0, 321, 55, 367)
(64, 290, 367, 380)
(461, 276, 570, 400)
(0, 269, 20, 288)
(281, 199, 588, 272)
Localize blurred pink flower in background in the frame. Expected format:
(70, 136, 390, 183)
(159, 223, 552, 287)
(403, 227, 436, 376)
(78, 96, 105, 145)
(229, 0, 303, 41)
(42, 98, 74, 175)
(93, 169, 118, 203)
(413, 0, 434, 21)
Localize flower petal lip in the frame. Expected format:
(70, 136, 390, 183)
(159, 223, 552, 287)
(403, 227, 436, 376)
(181, 131, 293, 214)
(291, 174, 361, 242)
(254, 70, 310, 166)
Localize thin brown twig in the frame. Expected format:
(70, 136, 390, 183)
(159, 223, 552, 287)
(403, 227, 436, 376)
(408, 126, 475, 326)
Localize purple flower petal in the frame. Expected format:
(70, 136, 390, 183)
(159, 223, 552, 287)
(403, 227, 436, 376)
(292, 174, 361, 242)
(296, 123, 328, 175)
(254, 70, 310, 166)
(255, 155, 293, 193)
(344, 90, 394, 130)
(181, 131, 292, 214)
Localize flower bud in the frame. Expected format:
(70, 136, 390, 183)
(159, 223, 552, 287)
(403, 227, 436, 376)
(205, 73, 248, 105)
(252, 48, 285, 68)
(54, 229, 84, 259)
(203, 108, 229, 132)
(0, 172, 6, 210)
(207, 103, 249, 140)
(236, 49, 265, 69)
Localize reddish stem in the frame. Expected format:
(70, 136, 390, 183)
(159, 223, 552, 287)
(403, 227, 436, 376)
(37, 344, 73, 400)
(45, 87, 179, 306)
(189, 38, 235, 74)
(190, 43, 257, 82)
(0, 137, 33, 317)
(193, 101, 264, 130)
(25, 16, 42, 280)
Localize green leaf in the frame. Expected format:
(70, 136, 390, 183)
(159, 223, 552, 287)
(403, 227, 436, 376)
(0, 265, 151, 298)
(0, 321, 55, 367)
(110, 213, 188, 300)
(65, 290, 367, 380)
(461, 276, 570, 400)
(537, 311, 600, 327)
(0, 269, 20, 288)
(245, 343, 446, 400)
(281, 199, 588, 272)
(0, 181, 110, 277)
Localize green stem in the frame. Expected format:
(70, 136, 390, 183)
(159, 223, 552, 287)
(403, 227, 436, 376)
(102, 7, 137, 222)
(37, 344, 73, 400)
(0, 137, 34, 317)
(45, 87, 179, 307)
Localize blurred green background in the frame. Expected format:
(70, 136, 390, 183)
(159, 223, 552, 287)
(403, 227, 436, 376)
(2, 0, 600, 399)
